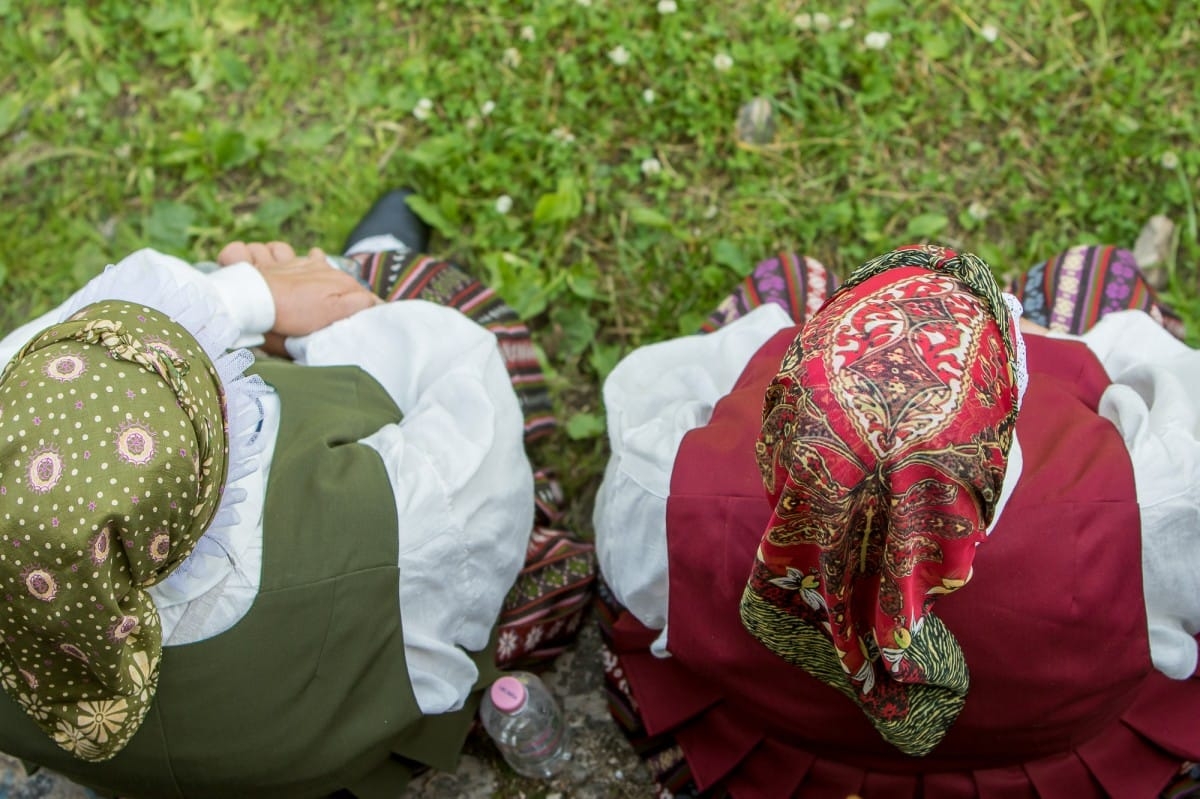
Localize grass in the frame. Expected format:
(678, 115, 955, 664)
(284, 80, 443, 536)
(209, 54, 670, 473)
(1, 0, 1198, 528)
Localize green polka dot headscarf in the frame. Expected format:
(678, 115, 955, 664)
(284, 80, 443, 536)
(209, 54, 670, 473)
(0, 300, 229, 762)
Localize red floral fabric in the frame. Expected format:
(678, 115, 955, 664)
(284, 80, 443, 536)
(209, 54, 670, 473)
(744, 247, 1019, 756)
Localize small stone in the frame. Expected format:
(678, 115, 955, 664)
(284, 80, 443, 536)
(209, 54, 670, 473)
(736, 96, 776, 146)
(1133, 214, 1175, 288)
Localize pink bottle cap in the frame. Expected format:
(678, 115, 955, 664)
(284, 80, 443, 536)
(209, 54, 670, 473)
(490, 676, 528, 713)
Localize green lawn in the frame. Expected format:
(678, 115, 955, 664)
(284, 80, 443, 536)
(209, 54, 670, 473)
(2, 0, 1197, 526)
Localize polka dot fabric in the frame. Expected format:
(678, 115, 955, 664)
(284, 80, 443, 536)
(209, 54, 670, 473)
(0, 300, 228, 762)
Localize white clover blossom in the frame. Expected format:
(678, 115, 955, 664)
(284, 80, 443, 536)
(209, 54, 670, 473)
(481, 99, 496, 117)
(609, 45, 631, 66)
(576, 0, 592, 6)
(640, 157, 662, 176)
(551, 126, 576, 143)
(864, 31, 891, 50)
(412, 97, 434, 121)
(495, 195, 514, 214)
(967, 201, 990, 221)
(813, 12, 832, 31)
(520, 25, 536, 41)
(712, 52, 733, 71)
(980, 24, 999, 42)
(502, 47, 522, 68)
(1161, 151, 1180, 170)
(793, 13, 813, 30)
(838, 16, 854, 30)
(657, 0, 678, 13)
(642, 88, 656, 103)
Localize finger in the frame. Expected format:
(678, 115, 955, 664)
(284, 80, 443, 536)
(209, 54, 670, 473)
(1019, 317, 1049, 335)
(260, 332, 291, 359)
(267, 241, 296, 262)
(275, 247, 327, 273)
(217, 241, 251, 266)
(247, 242, 273, 266)
(328, 287, 382, 323)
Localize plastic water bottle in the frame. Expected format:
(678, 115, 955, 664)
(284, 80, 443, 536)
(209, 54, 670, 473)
(479, 672, 571, 778)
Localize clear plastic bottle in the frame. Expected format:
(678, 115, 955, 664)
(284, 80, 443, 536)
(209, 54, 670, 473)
(479, 671, 571, 779)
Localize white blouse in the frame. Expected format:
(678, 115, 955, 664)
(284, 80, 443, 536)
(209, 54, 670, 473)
(595, 306, 1200, 679)
(0, 249, 534, 715)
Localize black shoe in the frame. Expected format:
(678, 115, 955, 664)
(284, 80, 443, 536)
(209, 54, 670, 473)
(342, 189, 431, 256)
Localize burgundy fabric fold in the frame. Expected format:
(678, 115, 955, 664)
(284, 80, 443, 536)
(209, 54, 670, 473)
(674, 703, 763, 790)
(1076, 719, 1179, 796)
(970, 766, 1039, 799)
(1022, 751, 1105, 797)
(797, 758, 868, 798)
(613, 649, 717, 736)
(722, 740, 813, 797)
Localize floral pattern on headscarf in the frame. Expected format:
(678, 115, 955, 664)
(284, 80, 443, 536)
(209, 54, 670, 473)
(0, 300, 228, 762)
(741, 245, 1020, 757)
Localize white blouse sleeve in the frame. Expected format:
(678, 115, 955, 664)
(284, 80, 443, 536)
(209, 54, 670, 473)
(1074, 311, 1200, 678)
(0, 249, 273, 365)
(594, 305, 793, 656)
(284, 300, 533, 714)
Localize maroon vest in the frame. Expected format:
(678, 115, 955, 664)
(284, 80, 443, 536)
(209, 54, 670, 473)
(662, 328, 1149, 773)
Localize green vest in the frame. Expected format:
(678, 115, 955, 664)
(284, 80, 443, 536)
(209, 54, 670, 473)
(0, 360, 498, 798)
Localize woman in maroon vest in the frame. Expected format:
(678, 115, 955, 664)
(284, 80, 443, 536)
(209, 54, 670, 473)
(596, 244, 1200, 798)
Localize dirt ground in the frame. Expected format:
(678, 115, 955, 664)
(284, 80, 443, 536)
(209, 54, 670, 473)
(0, 618, 653, 799)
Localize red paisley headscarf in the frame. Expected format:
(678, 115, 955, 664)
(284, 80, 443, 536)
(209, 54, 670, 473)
(740, 245, 1020, 756)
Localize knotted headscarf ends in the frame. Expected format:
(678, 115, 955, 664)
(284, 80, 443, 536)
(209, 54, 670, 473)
(0, 300, 228, 762)
(741, 245, 1021, 756)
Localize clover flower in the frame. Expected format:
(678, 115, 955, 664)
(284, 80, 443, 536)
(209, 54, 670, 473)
(609, 45, 631, 66)
(864, 31, 891, 50)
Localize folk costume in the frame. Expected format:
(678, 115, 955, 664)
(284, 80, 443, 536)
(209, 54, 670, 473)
(596, 246, 1200, 798)
(0, 231, 593, 797)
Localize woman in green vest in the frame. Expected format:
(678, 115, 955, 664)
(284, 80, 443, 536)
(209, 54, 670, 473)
(0, 191, 594, 798)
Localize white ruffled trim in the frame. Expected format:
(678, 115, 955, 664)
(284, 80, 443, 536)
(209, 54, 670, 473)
(62, 253, 271, 586)
(1002, 291, 1029, 410)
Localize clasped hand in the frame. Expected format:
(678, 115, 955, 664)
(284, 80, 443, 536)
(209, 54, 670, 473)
(218, 241, 382, 355)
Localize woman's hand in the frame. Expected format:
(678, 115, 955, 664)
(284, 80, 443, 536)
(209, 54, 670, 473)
(217, 240, 381, 355)
(1019, 317, 1050, 336)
